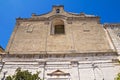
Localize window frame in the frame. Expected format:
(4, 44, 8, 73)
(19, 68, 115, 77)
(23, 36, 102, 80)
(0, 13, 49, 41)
(54, 25, 65, 34)
(51, 19, 65, 35)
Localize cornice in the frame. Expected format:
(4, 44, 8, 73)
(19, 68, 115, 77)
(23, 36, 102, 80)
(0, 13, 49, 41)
(104, 23, 120, 28)
(16, 15, 99, 22)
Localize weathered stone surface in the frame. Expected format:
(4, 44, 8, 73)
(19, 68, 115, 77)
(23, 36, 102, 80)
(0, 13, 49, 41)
(6, 6, 115, 54)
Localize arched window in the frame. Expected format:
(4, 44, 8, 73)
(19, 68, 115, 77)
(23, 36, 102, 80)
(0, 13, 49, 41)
(51, 19, 65, 35)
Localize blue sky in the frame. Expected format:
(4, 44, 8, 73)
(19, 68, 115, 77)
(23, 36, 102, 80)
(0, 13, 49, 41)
(0, 0, 120, 49)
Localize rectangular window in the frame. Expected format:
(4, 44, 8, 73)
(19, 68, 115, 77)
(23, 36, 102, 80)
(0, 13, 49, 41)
(54, 25, 65, 34)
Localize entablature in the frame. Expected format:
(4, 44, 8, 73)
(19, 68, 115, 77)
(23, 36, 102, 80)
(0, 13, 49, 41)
(16, 15, 100, 23)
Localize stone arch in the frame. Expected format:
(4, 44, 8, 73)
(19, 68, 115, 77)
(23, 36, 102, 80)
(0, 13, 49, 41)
(48, 15, 67, 20)
(51, 19, 65, 34)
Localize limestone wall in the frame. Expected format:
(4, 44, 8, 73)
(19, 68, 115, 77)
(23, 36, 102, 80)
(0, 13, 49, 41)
(6, 20, 114, 54)
(0, 59, 119, 80)
(6, 6, 115, 54)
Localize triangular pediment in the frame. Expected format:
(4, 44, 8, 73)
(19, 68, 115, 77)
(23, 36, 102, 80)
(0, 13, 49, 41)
(47, 69, 70, 76)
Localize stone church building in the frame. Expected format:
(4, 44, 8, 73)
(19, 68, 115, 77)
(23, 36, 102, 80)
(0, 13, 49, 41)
(0, 5, 120, 80)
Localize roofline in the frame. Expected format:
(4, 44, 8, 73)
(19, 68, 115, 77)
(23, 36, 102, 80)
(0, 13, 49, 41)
(104, 23, 120, 25)
(104, 23, 120, 27)
(16, 5, 99, 20)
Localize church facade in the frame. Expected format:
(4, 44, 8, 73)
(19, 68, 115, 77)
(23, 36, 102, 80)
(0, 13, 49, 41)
(0, 5, 120, 80)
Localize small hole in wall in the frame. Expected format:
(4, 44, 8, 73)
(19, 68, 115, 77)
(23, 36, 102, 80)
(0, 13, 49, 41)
(83, 30, 90, 32)
(56, 9, 60, 13)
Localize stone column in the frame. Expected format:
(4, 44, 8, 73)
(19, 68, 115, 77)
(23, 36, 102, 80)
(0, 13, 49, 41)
(70, 61, 80, 80)
(38, 61, 46, 80)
